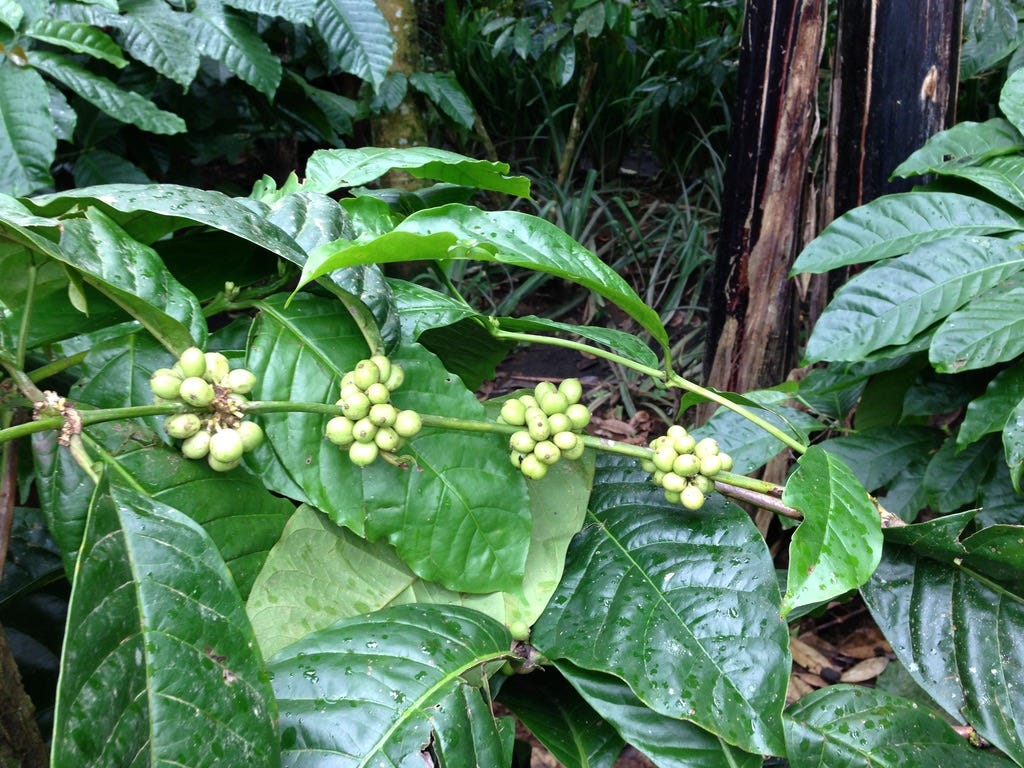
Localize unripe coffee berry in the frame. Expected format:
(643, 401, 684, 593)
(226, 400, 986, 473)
(203, 352, 231, 384)
(369, 403, 398, 427)
(341, 392, 371, 420)
(374, 427, 400, 451)
(672, 433, 697, 455)
(165, 413, 202, 439)
(552, 431, 578, 451)
(326, 416, 355, 446)
(547, 413, 572, 434)
(661, 472, 687, 493)
(653, 446, 677, 473)
(533, 440, 561, 465)
(534, 381, 557, 400)
(237, 420, 264, 452)
(565, 403, 591, 430)
(558, 378, 582, 404)
(208, 455, 241, 472)
(180, 377, 215, 407)
(369, 355, 392, 384)
(179, 347, 207, 379)
(500, 399, 527, 426)
(510, 431, 536, 454)
(700, 455, 722, 477)
(182, 431, 211, 459)
(694, 438, 719, 459)
(393, 410, 422, 438)
(226, 368, 257, 394)
(719, 452, 734, 472)
(353, 361, 380, 390)
(673, 454, 701, 477)
(561, 439, 586, 460)
(519, 453, 548, 480)
(540, 391, 569, 416)
(383, 366, 405, 391)
(364, 382, 390, 405)
(349, 441, 378, 466)
(150, 369, 183, 400)
(693, 475, 714, 494)
(681, 485, 705, 510)
(352, 418, 377, 443)
(210, 428, 244, 464)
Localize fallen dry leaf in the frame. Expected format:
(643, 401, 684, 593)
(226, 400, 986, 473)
(839, 656, 890, 683)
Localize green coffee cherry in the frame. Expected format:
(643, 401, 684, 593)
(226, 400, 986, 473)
(509, 621, 530, 642)
(558, 378, 582, 405)
(534, 381, 557, 400)
(565, 403, 591, 430)
(510, 431, 536, 454)
(719, 452, 734, 472)
(547, 413, 572, 434)
(181, 431, 211, 460)
(353, 361, 381, 390)
(369, 403, 398, 427)
(341, 392, 371, 420)
(208, 454, 241, 473)
(664, 490, 682, 505)
(673, 453, 701, 477)
(534, 440, 561, 465)
(165, 413, 202, 439)
(364, 382, 390, 405)
(203, 352, 231, 384)
(525, 408, 551, 441)
(326, 416, 355, 447)
(673, 433, 697, 455)
(393, 410, 422, 438)
(693, 475, 714, 495)
(369, 355, 392, 384)
(694, 438, 719, 459)
(180, 377, 215, 407)
(540, 391, 569, 415)
(179, 347, 207, 379)
(150, 369, 183, 400)
(349, 441, 378, 467)
(519, 453, 548, 480)
(552, 431, 578, 451)
(210, 428, 244, 464)
(500, 399, 527, 426)
(225, 368, 257, 395)
(661, 472, 687, 493)
(383, 366, 405, 391)
(237, 420, 264, 452)
(680, 485, 705, 510)
(352, 418, 377, 443)
(700, 454, 722, 477)
(374, 427, 401, 451)
(561, 439, 586, 460)
(653, 446, 677, 473)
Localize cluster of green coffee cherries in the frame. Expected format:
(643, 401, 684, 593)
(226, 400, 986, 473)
(642, 425, 733, 510)
(498, 379, 591, 481)
(149, 347, 263, 472)
(325, 356, 423, 466)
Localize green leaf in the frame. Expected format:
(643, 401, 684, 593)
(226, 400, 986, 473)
(0, 0, 24, 30)
(963, 0, 1023, 79)
(804, 236, 1024, 363)
(58, 208, 207, 352)
(52, 484, 278, 767)
(248, 447, 590, 657)
(960, 362, 1024, 447)
(978, 462, 1024, 526)
(270, 604, 513, 766)
(29, 184, 309, 265)
(31, 429, 95, 575)
(818, 426, 939, 492)
(189, 0, 281, 97)
(0, 507, 63, 607)
(245, 294, 532, 593)
(928, 156, 1024, 211)
(29, 50, 186, 134)
(532, 455, 790, 756)
(781, 447, 883, 615)
(862, 522, 1024, 762)
(1001, 60, 1024, 136)
(923, 435, 997, 513)
(0, 62, 55, 196)
(892, 118, 1024, 178)
(690, 389, 823, 475)
(790, 193, 1024, 275)
(389, 278, 481, 340)
(113, 0, 198, 87)
(223, 0, 315, 24)
(72, 148, 151, 186)
(785, 685, 1013, 768)
(304, 204, 670, 353)
(26, 18, 127, 67)
(303, 146, 531, 197)
(312, 0, 394, 90)
(497, 668, 625, 768)
(1003, 395, 1024, 490)
(930, 273, 1024, 372)
(551, 662, 762, 768)
(409, 71, 476, 130)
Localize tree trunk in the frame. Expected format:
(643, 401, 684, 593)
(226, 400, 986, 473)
(702, 0, 827, 398)
(0, 623, 47, 768)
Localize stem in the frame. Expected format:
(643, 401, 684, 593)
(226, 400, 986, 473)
(490, 326, 807, 455)
(28, 350, 89, 382)
(0, 360, 45, 404)
(15, 263, 36, 368)
(717, 482, 801, 520)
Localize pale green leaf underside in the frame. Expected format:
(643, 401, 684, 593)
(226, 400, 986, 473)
(0, 63, 55, 196)
(929, 275, 1024, 372)
(892, 118, 1024, 178)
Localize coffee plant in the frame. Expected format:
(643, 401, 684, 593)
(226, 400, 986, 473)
(0, 145, 1012, 766)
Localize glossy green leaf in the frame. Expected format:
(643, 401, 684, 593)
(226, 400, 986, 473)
(304, 204, 670, 352)
(925, 156, 1024, 211)
(245, 293, 532, 593)
(0, 62, 55, 196)
(0, 507, 63, 607)
(223, 0, 315, 24)
(303, 146, 530, 197)
(804, 236, 1024, 363)
(963, 0, 1022, 79)
(73, 148, 151, 186)
(188, 1, 281, 97)
(781, 447, 883, 615)
(248, 447, 590, 657)
(959, 362, 1024, 447)
(785, 685, 1012, 768)
(923, 435, 997, 513)
(29, 50, 186, 134)
(818, 426, 939, 492)
(113, 0, 198, 86)
(29, 184, 309, 265)
(532, 455, 790, 756)
(497, 314, 661, 369)
(863, 518, 1024, 762)
(552, 662, 762, 768)
(690, 389, 823, 475)
(1000, 64, 1024, 137)
(26, 18, 127, 66)
(58, 208, 206, 352)
(312, 0, 394, 90)
(790, 193, 1023, 275)
(978, 462, 1024, 526)
(408, 71, 476, 130)
(390, 278, 484, 340)
(878, 457, 930, 523)
(892, 118, 1024, 178)
(52, 483, 278, 767)
(498, 668, 624, 768)
(1005, 395, 1024, 491)
(0, 0, 23, 29)
(930, 273, 1024, 372)
(270, 604, 513, 767)
(31, 429, 95, 575)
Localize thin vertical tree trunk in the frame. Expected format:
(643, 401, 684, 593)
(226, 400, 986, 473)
(702, 0, 826, 398)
